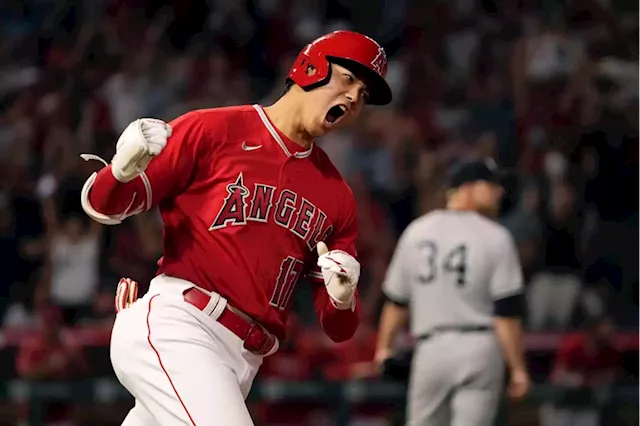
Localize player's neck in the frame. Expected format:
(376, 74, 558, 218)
(263, 98, 314, 149)
(446, 197, 472, 211)
(447, 202, 497, 219)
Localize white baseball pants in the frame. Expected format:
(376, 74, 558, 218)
(110, 275, 265, 425)
(407, 332, 505, 426)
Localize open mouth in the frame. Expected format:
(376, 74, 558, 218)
(324, 104, 348, 127)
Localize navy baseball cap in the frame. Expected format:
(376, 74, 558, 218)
(447, 158, 504, 189)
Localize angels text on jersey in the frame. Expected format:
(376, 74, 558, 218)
(210, 172, 333, 253)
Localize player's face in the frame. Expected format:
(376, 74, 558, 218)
(472, 181, 504, 215)
(305, 63, 368, 136)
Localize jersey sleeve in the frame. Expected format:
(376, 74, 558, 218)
(382, 227, 412, 305)
(88, 110, 208, 216)
(309, 190, 360, 343)
(489, 230, 524, 300)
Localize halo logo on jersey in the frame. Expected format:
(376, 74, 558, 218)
(210, 173, 250, 229)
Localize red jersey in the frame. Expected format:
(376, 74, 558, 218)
(552, 332, 621, 385)
(89, 105, 360, 341)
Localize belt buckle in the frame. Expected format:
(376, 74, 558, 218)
(243, 323, 273, 355)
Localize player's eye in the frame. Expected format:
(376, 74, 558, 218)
(343, 73, 355, 84)
(361, 88, 370, 102)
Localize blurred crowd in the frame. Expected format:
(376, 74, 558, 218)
(0, 0, 637, 409)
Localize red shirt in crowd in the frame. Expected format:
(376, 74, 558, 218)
(552, 332, 622, 386)
(16, 326, 88, 424)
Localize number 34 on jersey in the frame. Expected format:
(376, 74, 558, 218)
(418, 241, 468, 287)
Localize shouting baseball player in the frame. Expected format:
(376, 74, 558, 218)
(79, 31, 392, 425)
(375, 159, 531, 426)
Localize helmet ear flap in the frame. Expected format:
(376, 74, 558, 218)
(289, 54, 332, 91)
(300, 58, 317, 77)
(302, 57, 332, 91)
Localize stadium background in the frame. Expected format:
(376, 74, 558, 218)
(0, 0, 637, 424)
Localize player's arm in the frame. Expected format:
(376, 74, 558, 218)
(82, 111, 209, 224)
(494, 312, 527, 373)
(376, 229, 411, 365)
(376, 302, 409, 365)
(491, 231, 530, 398)
(309, 193, 360, 343)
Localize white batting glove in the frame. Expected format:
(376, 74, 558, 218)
(317, 242, 360, 310)
(111, 118, 172, 183)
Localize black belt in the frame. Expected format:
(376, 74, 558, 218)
(417, 325, 492, 342)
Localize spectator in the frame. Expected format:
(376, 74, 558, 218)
(15, 304, 88, 426)
(527, 178, 584, 331)
(323, 322, 378, 382)
(0, 192, 19, 320)
(102, 55, 152, 133)
(44, 213, 102, 325)
(511, 14, 587, 119)
(3, 269, 48, 328)
(254, 316, 330, 425)
(83, 290, 117, 330)
(322, 323, 391, 425)
(540, 316, 622, 426)
(501, 179, 544, 277)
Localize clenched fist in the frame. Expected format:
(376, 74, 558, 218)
(112, 118, 173, 183)
(317, 242, 360, 310)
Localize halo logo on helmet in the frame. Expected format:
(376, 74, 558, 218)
(371, 47, 387, 76)
(287, 30, 393, 105)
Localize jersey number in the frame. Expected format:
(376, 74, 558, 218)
(269, 256, 305, 310)
(418, 241, 467, 286)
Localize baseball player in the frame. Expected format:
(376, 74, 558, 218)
(375, 159, 531, 426)
(79, 30, 392, 425)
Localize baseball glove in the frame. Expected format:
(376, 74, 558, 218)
(380, 349, 413, 382)
(115, 277, 139, 313)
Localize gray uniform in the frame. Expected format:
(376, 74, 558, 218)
(383, 210, 524, 426)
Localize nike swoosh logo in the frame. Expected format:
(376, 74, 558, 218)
(242, 141, 262, 151)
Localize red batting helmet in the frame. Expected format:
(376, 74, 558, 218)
(287, 30, 392, 105)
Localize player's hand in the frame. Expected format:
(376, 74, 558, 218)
(317, 241, 360, 310)
(373, 347, 393, 371)
(507, 368, 531, 400)
(111, 118, 172, 183)
(115, 278, 139, 313)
